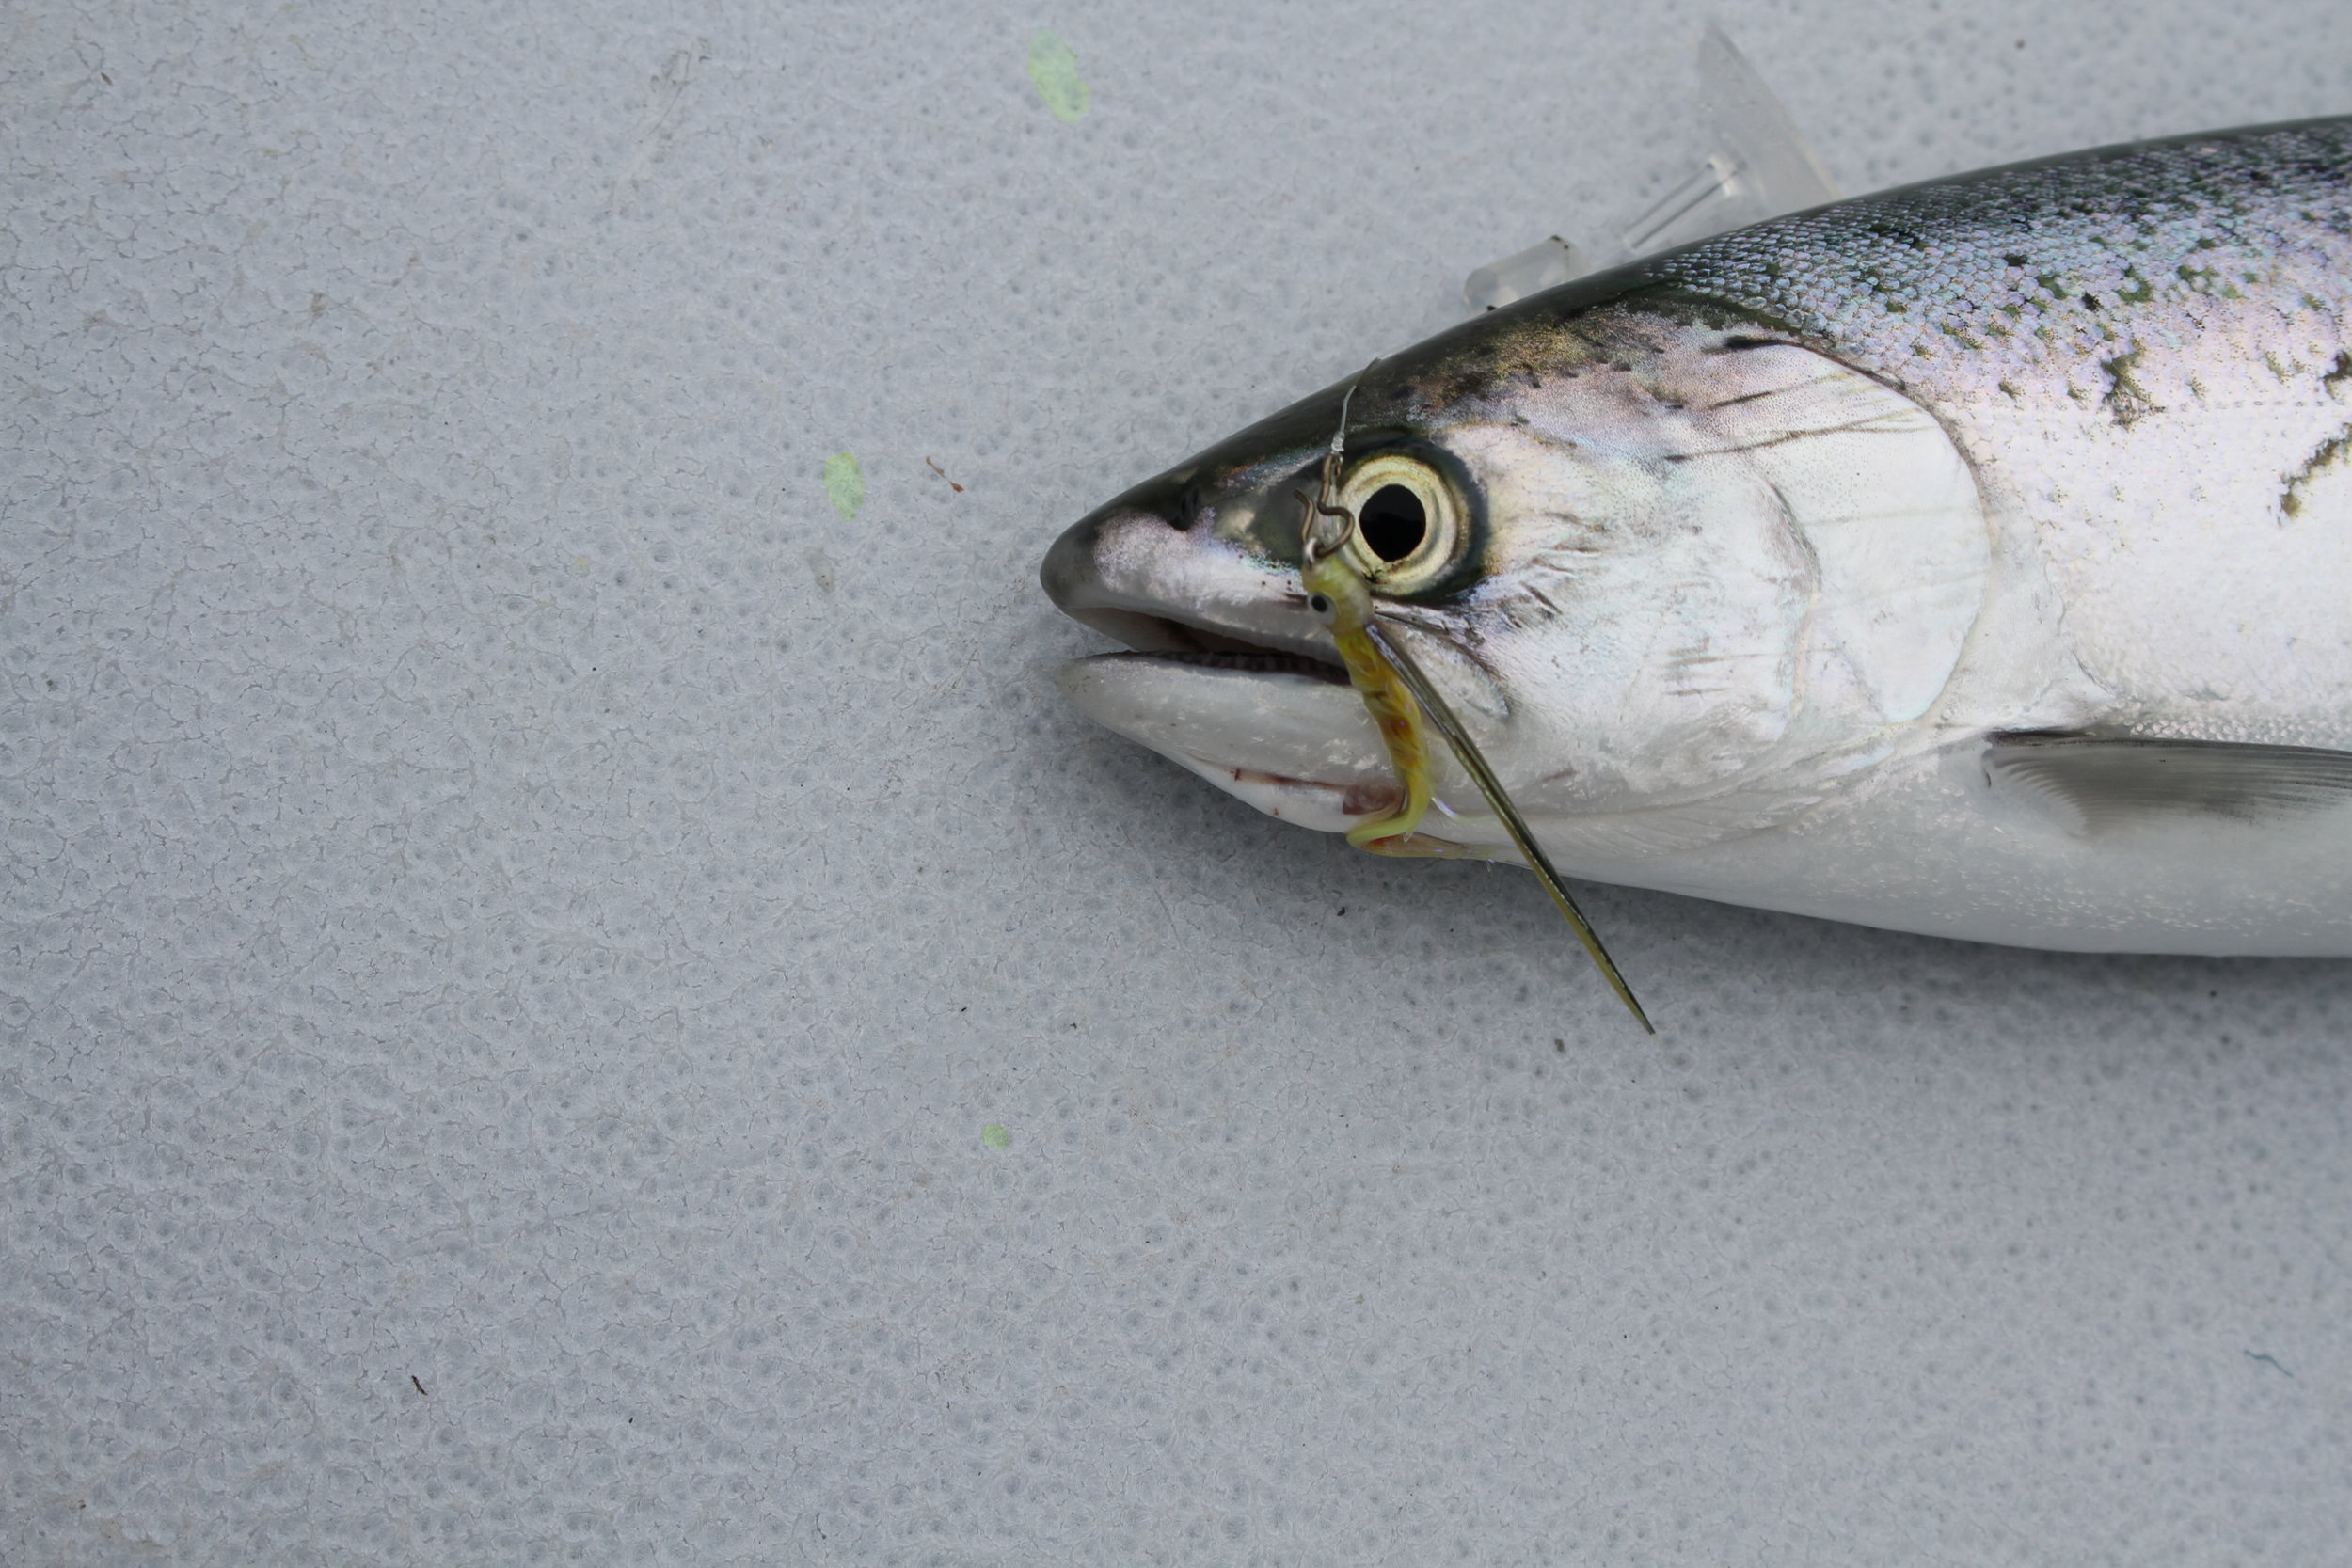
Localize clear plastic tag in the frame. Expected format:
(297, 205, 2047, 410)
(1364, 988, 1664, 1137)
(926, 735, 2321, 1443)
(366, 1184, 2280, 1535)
(1464, 25, 1838, 312)
(1461, 237, 1583, 314)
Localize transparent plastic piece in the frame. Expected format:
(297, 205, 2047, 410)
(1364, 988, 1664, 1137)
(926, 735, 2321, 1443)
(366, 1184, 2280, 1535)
(1462, 236, 1584, 312)
(1621, 25, 1838, 255)
(1463, 25, 1839, 311)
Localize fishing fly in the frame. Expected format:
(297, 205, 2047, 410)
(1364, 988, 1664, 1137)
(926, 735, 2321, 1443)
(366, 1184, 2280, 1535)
(1297, 372, 1654, 1032)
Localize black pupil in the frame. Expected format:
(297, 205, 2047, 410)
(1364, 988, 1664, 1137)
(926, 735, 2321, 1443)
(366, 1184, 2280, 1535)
(1358, 484, 1427, 562)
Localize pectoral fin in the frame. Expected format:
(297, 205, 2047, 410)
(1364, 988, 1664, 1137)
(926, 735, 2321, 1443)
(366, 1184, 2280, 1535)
(1984, 731, 2352, 836)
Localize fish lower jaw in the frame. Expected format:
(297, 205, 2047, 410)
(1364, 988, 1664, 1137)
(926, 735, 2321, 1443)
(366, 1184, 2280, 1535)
(1167, 752, 1532, 868)
(1163, 748, 1520, 863)
(1162, 752, 1406, 833)
(1057, 652, 1401, 826)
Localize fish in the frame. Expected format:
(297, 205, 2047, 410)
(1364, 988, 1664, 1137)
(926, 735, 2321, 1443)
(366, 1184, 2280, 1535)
(1041, 117, 2352, 958)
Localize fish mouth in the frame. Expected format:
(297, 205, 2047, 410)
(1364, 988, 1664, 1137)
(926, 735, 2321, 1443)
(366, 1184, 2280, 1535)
(1043, 504, 1395, 831)
(1097, 642, 1348, 683)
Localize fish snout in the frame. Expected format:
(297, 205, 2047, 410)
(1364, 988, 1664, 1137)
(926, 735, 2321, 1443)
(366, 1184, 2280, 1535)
(1041, 499, 1327, 659)
(1041, 503, 1204, 652)
(1038, 503, 1120, 618)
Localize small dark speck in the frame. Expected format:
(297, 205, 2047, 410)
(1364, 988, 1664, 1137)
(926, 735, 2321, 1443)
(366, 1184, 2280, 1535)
(2245, 1350, 2293, 1377)
(101, 72, 112, 84)
(1337, 906, 1346, 916)
(2081, 293, 2101, 310)
(2015, 39, 2026, 48)
(2004, 254, 2029, 268)
(1554, 1037, 1566, 1053)
(410, 1375, 429, 1396)
(959, 1006, 967, 1012)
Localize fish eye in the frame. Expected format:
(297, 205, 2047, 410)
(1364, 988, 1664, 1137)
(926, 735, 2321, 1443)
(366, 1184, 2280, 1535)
(1306, 592, 1337, 623)
(1337, 453, 1461, 594)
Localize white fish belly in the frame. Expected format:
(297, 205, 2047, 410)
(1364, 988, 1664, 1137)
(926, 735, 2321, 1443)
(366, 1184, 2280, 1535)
(1565, 746, 2352, 956)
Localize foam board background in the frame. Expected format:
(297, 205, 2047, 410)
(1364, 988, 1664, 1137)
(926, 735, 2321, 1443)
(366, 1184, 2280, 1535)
(7, 1, 2352, 1561)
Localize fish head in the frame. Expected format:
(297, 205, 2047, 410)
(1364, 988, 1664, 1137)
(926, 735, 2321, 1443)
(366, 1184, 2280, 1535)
(1042, 297, 1993, 857)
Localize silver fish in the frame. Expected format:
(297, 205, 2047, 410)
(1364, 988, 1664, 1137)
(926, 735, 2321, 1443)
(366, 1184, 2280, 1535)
(1042, 119, 2352, 957)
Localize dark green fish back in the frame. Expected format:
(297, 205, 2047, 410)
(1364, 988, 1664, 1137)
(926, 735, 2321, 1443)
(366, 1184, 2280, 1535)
(1629, 117, 2352, 404)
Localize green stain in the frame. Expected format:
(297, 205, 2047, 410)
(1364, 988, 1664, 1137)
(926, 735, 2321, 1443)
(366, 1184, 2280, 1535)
(1027, 31, 1088, 123)
(981, 1123, 1010, 1150)
(822, 452, 864, 521)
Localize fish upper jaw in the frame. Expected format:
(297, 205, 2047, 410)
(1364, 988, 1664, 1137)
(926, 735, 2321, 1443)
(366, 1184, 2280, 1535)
(1041, 500, 1336, 666)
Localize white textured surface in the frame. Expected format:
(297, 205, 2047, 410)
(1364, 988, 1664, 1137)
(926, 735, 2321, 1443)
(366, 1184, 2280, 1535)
(6, 2, 2352, 1562)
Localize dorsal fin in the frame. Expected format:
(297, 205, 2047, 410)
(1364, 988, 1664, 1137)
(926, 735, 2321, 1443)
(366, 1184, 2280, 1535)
(1984, 731, 2352, 836)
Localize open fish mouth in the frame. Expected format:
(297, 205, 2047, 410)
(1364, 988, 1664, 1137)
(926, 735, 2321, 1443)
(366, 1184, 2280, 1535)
(1106, 644, 1348, 683)
(1044, 505, 1403, 830)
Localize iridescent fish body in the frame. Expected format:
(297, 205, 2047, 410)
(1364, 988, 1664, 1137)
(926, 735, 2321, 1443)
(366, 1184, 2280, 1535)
(1045, 119, 2352, 955)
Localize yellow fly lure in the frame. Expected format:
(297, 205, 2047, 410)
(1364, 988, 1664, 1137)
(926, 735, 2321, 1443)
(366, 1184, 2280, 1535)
(1297, 378, 1654, 1033)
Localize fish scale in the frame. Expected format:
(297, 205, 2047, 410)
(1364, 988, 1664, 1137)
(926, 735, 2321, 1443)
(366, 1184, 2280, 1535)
(1638, 119, 2352, 403)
